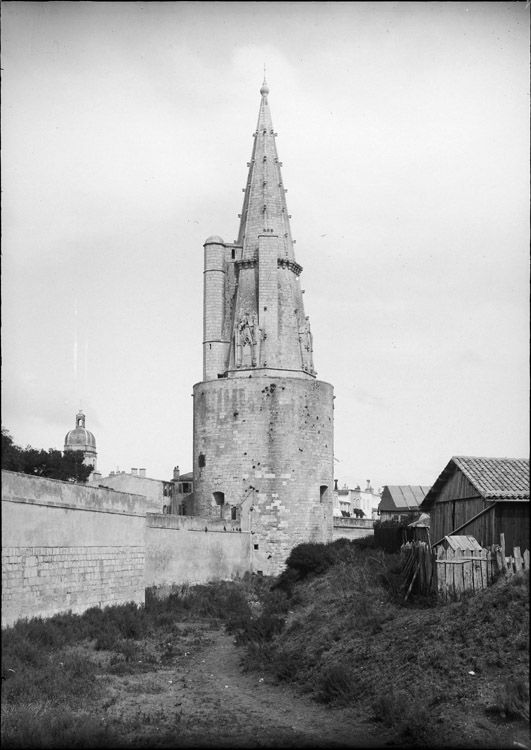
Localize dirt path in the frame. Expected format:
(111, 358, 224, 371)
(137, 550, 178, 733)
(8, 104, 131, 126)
(101, 626, 393, 748)
(178, 629, 389, 747)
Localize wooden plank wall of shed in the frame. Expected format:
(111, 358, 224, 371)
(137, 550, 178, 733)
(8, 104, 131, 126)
(454, 497, 492, 546)
(431, 496, 489, 546)
(430, 469, 483, 544)
(494, 503, 530, 553)
(436, 469, 477, 503)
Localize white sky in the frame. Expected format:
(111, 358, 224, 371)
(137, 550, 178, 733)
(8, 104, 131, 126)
(1, 1, 529, 491)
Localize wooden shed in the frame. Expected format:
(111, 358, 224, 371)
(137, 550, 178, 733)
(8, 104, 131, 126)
(434, 534, 483, 553)
(378, 485, 431, 522)
(420, 456, 529, 552)
(407, 512, 431, 544)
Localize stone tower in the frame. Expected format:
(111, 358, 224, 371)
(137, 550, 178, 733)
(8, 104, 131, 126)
(192, 80, 334, 574)
(64, 410, 97, 471)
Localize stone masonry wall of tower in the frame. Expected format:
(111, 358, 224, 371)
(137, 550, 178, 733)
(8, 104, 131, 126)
(193, 81, 334, 574)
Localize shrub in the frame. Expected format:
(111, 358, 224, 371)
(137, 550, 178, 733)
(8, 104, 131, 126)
(145, 580, 253, 623)
(272, 649, 301, 682)
(0, 704, 116, 748)
(240, 640, 276, 673)
(283, 542, 335, 581)
(491, 678, 530, 722)
(316, 664, 356, 704)
(373, 689, 430, 739)
(2, 651, 97, 706)
(273, 566, 299, 597)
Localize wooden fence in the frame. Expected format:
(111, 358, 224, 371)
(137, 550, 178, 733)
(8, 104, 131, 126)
(374, 524, 427, 554)
(400, 533, 530, 602)
(434, 546, 492, 602)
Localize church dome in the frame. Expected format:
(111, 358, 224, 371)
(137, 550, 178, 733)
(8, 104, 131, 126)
(64, 411, 97, 452)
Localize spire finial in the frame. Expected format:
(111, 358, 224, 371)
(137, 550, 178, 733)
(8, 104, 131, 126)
(260, 65, 269, 96)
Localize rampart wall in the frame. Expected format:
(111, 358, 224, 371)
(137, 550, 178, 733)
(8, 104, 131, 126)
(1, 471, 150, 627)
(145, 514, 251, 592)
(2, 471, 253, 628)
(332, 517, 374, 541)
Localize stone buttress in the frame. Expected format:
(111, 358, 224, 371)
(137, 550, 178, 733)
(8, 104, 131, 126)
(193, 80, 334, 574)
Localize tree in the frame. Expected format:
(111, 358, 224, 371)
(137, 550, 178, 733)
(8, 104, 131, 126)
(1, 429, 24, 472)
(1, 428, 93, 483)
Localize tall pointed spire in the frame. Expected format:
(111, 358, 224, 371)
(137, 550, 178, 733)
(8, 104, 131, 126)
(236, 79, 295, 260)
(202, 80, 315, 380)
(195, 79, 334, 574)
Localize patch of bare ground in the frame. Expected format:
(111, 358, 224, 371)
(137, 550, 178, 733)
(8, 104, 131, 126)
(97, 626, 390, 748)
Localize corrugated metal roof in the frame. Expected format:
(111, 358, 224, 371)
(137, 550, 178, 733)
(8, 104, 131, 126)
(380, 485, 431, 512)
(421, 456, 529, 509)
(439, 535, 483, 551)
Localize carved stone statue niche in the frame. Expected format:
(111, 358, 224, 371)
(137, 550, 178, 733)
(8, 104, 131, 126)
(234, 312, 261, 368)
(298, 316, 314, 373)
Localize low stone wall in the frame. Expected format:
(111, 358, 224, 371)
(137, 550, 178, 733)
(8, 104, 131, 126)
(1, 471, 150, 627)
(145, 513, 252, 592)
(333, 517, 374, 541)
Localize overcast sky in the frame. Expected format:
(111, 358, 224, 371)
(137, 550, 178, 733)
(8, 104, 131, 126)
(2, 1, 529, 491)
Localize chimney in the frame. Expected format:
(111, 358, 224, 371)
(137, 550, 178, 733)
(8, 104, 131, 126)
(131, 468, 138, 476)
(173, 466, 180, 481)
(139, 468, 146, 478)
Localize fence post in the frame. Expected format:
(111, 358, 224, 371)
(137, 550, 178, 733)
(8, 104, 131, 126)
(425, 544, 433, 593)
(500, 533, 508, 577)
(418, 544, 425, 594)
(494, 546, 504, 577)
(436, 546, 444, 601)
(514, 547, 523, 574)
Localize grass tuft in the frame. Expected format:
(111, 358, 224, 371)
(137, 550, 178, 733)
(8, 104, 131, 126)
(316, 664, 356, 704)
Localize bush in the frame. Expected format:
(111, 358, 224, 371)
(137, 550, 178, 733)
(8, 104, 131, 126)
(373, 689, 430, 739)
(491, 677, 529, 722)
(316, 664, 356, 704)
(2, 651, 97, 706)
(0, 704, 116, 748)
(272, 649, 301, 683)
(234, 611, 286, 646)
(145, 580, 253, 624)
(273, 566, 299, 597)
(282, 542, 335, 581)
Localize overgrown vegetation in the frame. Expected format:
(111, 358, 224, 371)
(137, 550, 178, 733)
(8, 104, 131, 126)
(237, 540, 529, 745)
(1, 427, 93, 482)
(2, 541, 529, 748)
(1, 584, 255, 747)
